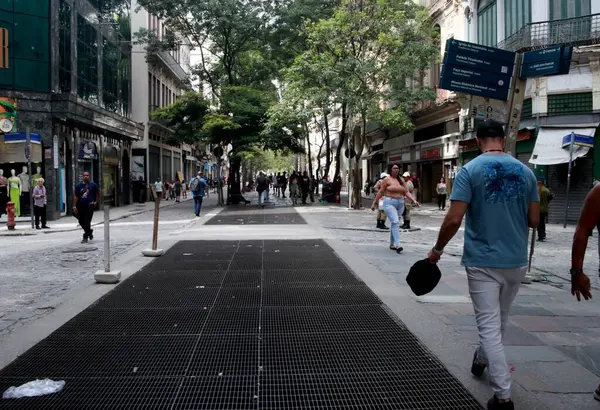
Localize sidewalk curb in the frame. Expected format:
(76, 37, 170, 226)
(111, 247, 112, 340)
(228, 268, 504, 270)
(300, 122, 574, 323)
(0, 198, 193, 237)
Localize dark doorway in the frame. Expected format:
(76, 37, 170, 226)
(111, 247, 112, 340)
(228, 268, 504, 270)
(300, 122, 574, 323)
(122, 150, 131, 205)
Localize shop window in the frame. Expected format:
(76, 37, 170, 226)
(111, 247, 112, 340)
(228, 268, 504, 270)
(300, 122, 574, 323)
(521, 98, 532, 119)
(102, 39, 119, 112)
(76, 15, 99, 103)
(477, 0, 497, 47)
(59, 0, 71, 92)
(547, 92, 592, 116)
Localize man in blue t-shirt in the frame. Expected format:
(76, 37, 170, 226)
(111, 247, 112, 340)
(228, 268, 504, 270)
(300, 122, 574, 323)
(73, 171, 100, 243)
(189, 171, 209, 217)
(427, 119, 540, 410)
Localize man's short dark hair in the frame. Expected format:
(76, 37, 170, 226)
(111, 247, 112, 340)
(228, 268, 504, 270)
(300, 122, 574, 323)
(476, 119, 505, 139)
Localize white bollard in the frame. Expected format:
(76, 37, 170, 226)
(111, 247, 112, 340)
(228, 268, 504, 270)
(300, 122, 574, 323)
(94, 205, 121, 284)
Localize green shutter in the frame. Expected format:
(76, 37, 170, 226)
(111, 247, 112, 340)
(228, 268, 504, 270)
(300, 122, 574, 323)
(478, 1, 497, 47)
(547, 92, 593, 116)
(0, 0, 13, 12)
(13, 14, 49, 62)
(14, 0, 48, 18)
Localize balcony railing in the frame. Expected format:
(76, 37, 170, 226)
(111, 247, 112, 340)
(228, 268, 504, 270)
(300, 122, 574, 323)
(497, 13, 600, 52)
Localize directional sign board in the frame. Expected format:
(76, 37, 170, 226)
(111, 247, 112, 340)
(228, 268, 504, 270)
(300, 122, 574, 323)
(520, 45, 572, 78)
(440, 39, 516, 101)
(561, 133, 595, 148)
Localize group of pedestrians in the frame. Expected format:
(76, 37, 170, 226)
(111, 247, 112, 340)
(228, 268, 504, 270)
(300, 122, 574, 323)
(257, 171, 319, 206)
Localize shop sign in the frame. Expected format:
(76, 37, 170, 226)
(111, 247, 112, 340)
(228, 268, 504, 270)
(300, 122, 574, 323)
(389, 155, 402, 162)
(44, 148, 52, 159)
(0, 97, 17, 133)
(561, 133, 595, 148)
(103, 145, 119, 166)
(459, 138, 479, 153)
(53, 135, 59, 169)
(78, 141, 98, 160)
(517, 129, 533, 142)
(421, 148, 441, 160)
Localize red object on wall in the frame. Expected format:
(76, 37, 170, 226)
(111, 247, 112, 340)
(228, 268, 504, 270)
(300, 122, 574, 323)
(420, 148, 441, 160)
(389, 155, 403, 162)
(6, 201, 15, 230)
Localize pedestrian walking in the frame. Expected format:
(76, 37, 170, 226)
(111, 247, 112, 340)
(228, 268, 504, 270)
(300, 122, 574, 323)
(32, 178, 49, 230)
(372, 172, 389, 229)
(436, 177, 448, 211)
(300, 171, 310, 205)
(289, 172, 299, 205)
(154, 178, 163, 202)
(281, 172, 288, 198)
(310, 174, 317, 203)
(174, 179, 182, 203)
(189, 171, 209, 217)
(411, 172, 420, 202)
(426, 119, 540, 410)
(401, 172, 414, 230)
(73, 171, 100, 244)
(257, 172, 269, 208)
(371, 164, 419, 253)
(536, 178, 553, 241)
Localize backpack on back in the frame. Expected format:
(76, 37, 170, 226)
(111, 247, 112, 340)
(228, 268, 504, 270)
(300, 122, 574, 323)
(190, 177, 202, 193)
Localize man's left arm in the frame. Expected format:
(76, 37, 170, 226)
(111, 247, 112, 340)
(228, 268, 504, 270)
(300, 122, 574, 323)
(428, 169, 470, 263)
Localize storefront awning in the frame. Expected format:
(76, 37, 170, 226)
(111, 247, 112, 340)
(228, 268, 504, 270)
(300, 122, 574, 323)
(363, 149, 383, 159)
(530, 126, 598, 165)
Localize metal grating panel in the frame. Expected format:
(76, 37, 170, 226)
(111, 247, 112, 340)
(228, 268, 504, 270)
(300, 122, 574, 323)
(205, 209, 306, 225)
(264, 269, 361, 286)
(0, 377, 183, 410)
(263, 286, 381, 307)
(54, 308, 210, 336)
(187, 335, 259, 377)
(0, 334, 197, 378)
(173, 376, 257, 410)
(261, 306, 399, 334)
(0, 239, 483, 410)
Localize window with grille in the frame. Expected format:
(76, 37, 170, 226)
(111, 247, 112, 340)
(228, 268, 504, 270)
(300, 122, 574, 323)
(521, 98, 532, 119)
(547, 92, 593, 116)
(550, 0, 591, 20)
(77, 15, 99, 103)
(59, 0, 71, 93)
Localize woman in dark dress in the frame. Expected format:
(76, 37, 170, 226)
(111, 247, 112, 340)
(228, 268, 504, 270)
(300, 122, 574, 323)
(174, 180, 182, 203)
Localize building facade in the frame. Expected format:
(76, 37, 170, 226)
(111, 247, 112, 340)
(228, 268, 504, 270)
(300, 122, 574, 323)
(130, 1, 201, 201)
(0, 0, 143, 222)
(459, 0, 600, 223)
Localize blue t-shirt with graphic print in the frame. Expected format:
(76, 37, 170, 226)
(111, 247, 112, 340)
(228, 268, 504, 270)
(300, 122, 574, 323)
(450, 153, 539, 268)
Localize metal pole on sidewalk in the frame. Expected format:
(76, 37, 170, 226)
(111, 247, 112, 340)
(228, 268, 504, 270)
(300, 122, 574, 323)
(563, 131, 575, 229)
(25, 128, 34, 229)
(143, 186, 164, 257)
(104, 205, 110, 272)
(94, 205, 121, 283)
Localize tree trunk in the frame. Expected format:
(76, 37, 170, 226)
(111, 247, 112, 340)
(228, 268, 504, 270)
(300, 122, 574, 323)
(334, 102, 347, 179)
(352, 115, 367, 210)
(303, 123, 313, 176)
(226, 154, 242, 204)
(323, 107, 332, 179)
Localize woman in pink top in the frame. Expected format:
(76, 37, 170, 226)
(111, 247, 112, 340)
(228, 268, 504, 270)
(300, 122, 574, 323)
(32, 178, 49, 229)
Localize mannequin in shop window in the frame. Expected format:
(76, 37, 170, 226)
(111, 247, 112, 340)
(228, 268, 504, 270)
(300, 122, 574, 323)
(8, 169, 21, 216)
(32, 166, 42, 187)
(18, 165, 30, 214)
(0, 169, 7, 217)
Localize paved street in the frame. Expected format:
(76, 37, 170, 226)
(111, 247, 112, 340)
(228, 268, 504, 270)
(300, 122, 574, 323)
(1, 195, 600, 409)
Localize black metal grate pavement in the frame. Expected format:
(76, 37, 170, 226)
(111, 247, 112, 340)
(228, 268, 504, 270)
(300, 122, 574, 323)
(0, 240, 483, 409)
(205, 206, 306, 225)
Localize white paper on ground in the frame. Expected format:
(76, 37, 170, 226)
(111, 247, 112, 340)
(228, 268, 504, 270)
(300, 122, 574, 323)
(2, 379, 66, 399)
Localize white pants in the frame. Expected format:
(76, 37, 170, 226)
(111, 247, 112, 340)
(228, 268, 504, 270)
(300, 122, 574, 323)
(466, 266, 527, 400)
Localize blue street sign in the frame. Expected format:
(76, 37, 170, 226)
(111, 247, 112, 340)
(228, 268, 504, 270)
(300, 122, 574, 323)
(561, 133, 594, 148)
(520, 46, 572, 79)
(443, 51, 514, 76)
(441, 65, 512, 89)
(439, 75, 510, 101)
(445, 39, 516, 64)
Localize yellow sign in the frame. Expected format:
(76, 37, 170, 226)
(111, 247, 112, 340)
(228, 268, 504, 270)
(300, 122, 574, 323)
(0, 28, 8, 69)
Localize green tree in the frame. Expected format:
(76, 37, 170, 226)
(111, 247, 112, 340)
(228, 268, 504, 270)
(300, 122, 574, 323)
(302, 0, 438, 208)
(135, 0, 305, 201)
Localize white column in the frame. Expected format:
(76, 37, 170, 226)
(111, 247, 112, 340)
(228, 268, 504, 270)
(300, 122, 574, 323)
(497, 0, 505, 44)
(538, 77, 549, 116)
(591, 58, 600, 112)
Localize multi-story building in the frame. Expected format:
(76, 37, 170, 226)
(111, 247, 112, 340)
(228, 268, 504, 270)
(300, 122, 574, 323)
(0, 0, 143, 221)
(459, 0, 600, 223)
(130, 1, 200, 200)
(366, 0, 600, 223)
